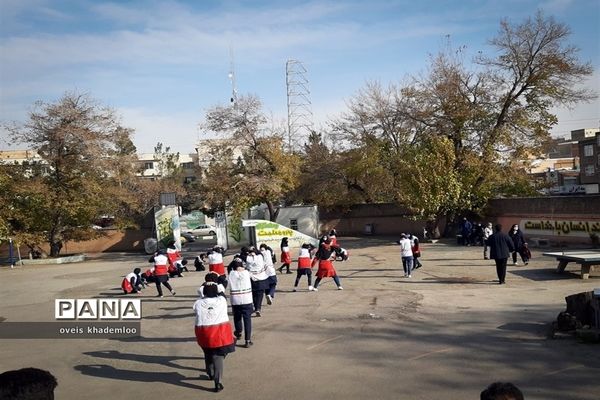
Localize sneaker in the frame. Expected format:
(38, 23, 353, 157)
(293, 287, 298, 292)
(245, 340, 253, 347)
(337, 286, 343, 290)
(524, 262, 529, 265)
(308, 286, 314, 291)
(234, 331, 242, 340)
(514, 262, 519, 266)
(156, 294, 163, 298)
(266, 295, 273, 305)
(171, 290, 176, 296)
(255, 311, 261, 317)
(286, 271, 292, 274)
(312, 287, 318, 292)
(408, 275, 412, 278)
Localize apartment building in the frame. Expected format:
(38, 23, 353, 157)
(578, 131, 600, 194)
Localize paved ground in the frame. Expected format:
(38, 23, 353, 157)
(1, 237, 599, 400)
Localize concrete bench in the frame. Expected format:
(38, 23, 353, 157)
(543, 251, 600, 280)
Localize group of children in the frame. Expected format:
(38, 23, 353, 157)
(118, 230, 351, 392)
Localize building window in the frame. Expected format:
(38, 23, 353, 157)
(585, 165, 595, 176)
(584, 144, 594, 157)
(290, 219, 298, 231)
(144, 162, 153, 170)
(181, 162, 194, 169)
(184, 176, 196, 183)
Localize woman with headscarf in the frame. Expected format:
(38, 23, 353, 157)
(193, 283, 236, 392)
(508, 224, 528, 265)
(246, 247, 270, 316)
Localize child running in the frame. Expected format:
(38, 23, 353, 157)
(294, 243, 314, 291)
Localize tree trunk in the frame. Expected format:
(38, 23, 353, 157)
(265, 201, 279, 222)
(50, 240, 62, 257)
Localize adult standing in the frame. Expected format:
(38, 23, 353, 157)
(488, 224, 515, 284)
(483, 222, 493, 260)
(398, 234, 414, 277)
(148, 251, 176, 297)
(460, 218, 473, 246)
(193, 283, 236, 392)
(246, 247, 270, 317)
(508, 224, 528, 265)
(228, 258, 254, 347)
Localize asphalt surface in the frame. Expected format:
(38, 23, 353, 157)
(1, 236, 599, 400)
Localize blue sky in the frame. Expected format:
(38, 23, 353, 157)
(1, 0, 599, 154)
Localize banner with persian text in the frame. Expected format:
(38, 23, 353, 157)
(242, 219, 319, 251)
(521, 219, 600, 237)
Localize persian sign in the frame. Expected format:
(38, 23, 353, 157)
(521, 219, 600, 237)
(242, 219, 319, 250)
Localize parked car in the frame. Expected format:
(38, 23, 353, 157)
(181, 232, 196, 243)
(185, 224, 217, 236)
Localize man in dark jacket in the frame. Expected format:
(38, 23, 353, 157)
(488, 224, 515, 284)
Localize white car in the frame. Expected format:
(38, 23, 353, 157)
(185, 224, 217, 236)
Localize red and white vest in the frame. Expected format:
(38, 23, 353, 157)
(208, 252, 225, 275)
(193, 296, 234, 348)
(153, 254, 169, 276)
(297, 248, 312, 269)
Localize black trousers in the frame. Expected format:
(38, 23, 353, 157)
(154, 275, 173, 296)
(494, 258, 508, 283)
(232, 304, 253, 341)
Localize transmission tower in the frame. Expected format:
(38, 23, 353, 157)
(228, 46, 238, 107)
(286, 59, 313, 150)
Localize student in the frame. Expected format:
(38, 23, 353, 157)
(294, 243, 314, 291)
(194, 253, 207, 271)
(121, 267, 143, 294)
(166, 240, 187, 276)
(193, 283, 236, 393)
(334, 246, 349, 262)
(278, 237, 292, 274)
(148, 251, 176, 298)
(397, 234, 414, 277)
(312, 237, 343, 291)
(480, 382, 524, 400)
(208, 246, 226, 276)
(483, 222, 493, 260)
(246, 247, 270, 316)
(329, 229, 338, 247)
(198, 272, 226, 297)
(228, 257, 254, 347)
(260, 243, 277, 305)
(141, 268, 156, 285)
(409, 234, 422, 269)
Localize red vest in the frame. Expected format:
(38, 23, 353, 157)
(194, 323, 235, 349)
(121, 278, 133, 293)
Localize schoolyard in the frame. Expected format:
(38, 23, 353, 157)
(1, 237, 598, 400)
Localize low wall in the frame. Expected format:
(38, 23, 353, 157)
(1, 229, 153, 259)
(320, 204, 441, 238)
(486, 196, 600, 247)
